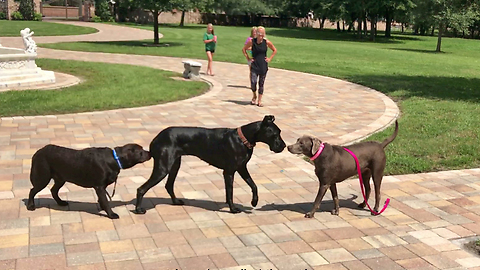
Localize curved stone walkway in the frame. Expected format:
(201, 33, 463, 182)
(1, 21, 480, 270)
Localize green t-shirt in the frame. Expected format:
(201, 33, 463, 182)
(203, 32, 216, 51)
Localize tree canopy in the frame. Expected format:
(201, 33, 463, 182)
(133, 0, 480, 50)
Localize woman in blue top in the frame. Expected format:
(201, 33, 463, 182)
(203, 23, 217, 76)
(242, 26, 277, 107)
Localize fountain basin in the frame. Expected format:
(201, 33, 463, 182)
(0, 47, 55, 89)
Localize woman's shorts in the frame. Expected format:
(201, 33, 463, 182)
(206, 49, 215, 53)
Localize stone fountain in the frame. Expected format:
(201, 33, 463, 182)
(0, 28, 55, 90)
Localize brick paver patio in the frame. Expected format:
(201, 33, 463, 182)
(1, 21, 480, 270)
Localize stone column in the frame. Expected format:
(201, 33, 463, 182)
(34, 0, 41, 14)
(6, 0, 14, 20)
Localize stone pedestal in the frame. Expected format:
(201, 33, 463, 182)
(182, 60, 202, 80)
(0, 47, 56, 89)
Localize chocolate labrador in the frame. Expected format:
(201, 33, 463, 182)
(27, 143, 150, 219)
(288, 121, 398, 218)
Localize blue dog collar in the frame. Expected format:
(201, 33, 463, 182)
(112, 149, 123, 170)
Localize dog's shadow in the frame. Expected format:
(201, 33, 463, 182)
(255, 194, 369, 215)
(134, 197, 254, 214)
(22, 195, 367, 217)
(21, 198, 130, 218)
(22, 197, 254, 217)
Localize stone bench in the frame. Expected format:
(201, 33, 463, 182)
(182, 60, 202, 80)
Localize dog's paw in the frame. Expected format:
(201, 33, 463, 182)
(173, 199, 185, 205)
(57, 200, 69, 206)
(26, 204, 35, 211)
(251, 196, 258, 207)
(134, 208, 146, 215)
(230, 207, 242, 214)
(331, 209, 339, 215)
(304, 212, 315, 218)
(358, 202, 366, 209)
(108, 213, 120, 219)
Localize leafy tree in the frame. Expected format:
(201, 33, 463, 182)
(172, 0, 210, 26)
(431, 0, 479, 51)
(136, 0, 174, 44)
(411, 0, 436, 35)
(117, 0, 139, 22)
(207, 0, 274, 15)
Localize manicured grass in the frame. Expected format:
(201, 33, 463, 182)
(0, 59, 208, 117)
(0, 21, 97, 36)
(41, 24, 480, 175)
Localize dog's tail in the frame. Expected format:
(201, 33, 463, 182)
(381, 120, 399, 148)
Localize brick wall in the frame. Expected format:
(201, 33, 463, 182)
(42, 6, 79, 18)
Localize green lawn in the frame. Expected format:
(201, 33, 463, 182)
(0, 59, 208, 117)
(0, 21, 97, 36)
(40, 24, 480, 174)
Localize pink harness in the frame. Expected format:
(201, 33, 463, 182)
(310, 143, 389, 215)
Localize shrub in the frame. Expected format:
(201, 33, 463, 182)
(0, 12, 7, 20)
(92, 15, 102, 22)
(18, 0, 35, 20)
(94, 0, 113, 22)
(11, 11, 24, 20)
(33, 12, 42, 21)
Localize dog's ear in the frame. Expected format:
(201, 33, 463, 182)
(311, 137, 322, 156)
(262, 115, 275, 125)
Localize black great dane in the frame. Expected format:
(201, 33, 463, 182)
(134, 115, 286, 214)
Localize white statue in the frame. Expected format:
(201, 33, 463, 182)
(20, 28, 37, 54)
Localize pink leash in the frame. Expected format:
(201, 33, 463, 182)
(343, 147, 390, 215)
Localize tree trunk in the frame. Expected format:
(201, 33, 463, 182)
(179, 10, 186, 27)
(364, 17, 367, 36)
(320, 16, 326, 29)
(436, 22, 444, 52)
(385, 9, 392, 37)
(431, 26, 435, 36)
(348, 22, 353, 32)
(337, 21, 340, 32)
(370, 18, 376, 41)
(358, 20, 362, 38)
(401, 23, 404, 33)
(343, 21, 345, 31)
(153, 10, 160, 44)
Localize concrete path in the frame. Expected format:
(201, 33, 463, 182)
(1, 21, 480, 270)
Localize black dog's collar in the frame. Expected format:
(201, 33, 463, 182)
(237, 127, 255, 149)
(112, 149, 123, 169)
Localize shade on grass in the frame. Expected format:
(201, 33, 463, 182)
(0, 59, 209, 117)
(40, 24, 480, 174)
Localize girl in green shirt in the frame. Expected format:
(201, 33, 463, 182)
(203, 23, 217, 76)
